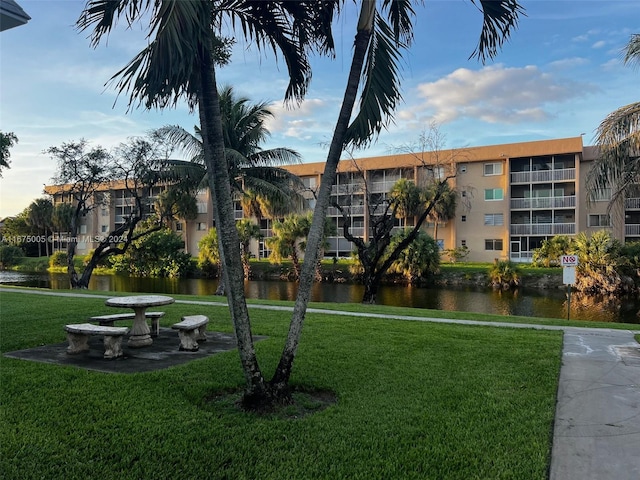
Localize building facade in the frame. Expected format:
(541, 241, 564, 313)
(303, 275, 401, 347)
(44, 136, 637, 263)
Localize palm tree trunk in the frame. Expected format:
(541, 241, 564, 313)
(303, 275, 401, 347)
(197, 37, 267, 404)
(270, 2, 375, 392)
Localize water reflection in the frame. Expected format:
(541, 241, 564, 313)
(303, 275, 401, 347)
(1, 271, 638, 324)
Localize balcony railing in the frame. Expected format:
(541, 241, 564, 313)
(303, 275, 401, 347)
(327, 205, 365, 216)
(369, 179, 403, 193)
(510, 195, 576, 209)
(510, 223, 576, 235)
(510, 168, 575, 184)
(625, 224, 640, 236)
(331, 183, 365, 195)
(625, 198, 640, 210)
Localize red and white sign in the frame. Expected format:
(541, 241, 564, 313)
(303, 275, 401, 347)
(560, 255, 579, 266)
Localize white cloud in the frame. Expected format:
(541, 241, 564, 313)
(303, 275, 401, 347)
(548, 57, 589, 69)
(398, 64, 597, 127)
(592, 40, 607, 49)
(265, 98, 330, 138)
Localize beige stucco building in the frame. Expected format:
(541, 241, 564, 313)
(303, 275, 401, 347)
(44, 136, 638, 263)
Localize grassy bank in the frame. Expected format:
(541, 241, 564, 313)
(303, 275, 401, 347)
(0, 289, 565, 479)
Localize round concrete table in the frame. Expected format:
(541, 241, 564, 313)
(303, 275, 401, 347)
(105, 295, 174, 347)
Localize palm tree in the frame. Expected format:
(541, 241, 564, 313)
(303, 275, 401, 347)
(156, 85, 306, 212)
(236, 218, 262, 278)
(586, 34, 640, 208)
(27, 198, 53, 257)
(52, 202, 74, 252)
(272, 0, 524, 393)
(78, 0, 335, 407)
(424, 181, 457, 242)
(266, 213, 311, 280)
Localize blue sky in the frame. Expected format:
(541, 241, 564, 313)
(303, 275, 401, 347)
(1, 0, 638, 218)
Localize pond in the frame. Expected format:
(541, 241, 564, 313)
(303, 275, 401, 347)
(1, 271, 639, 324)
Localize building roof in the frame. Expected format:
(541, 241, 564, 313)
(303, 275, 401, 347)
(0, 0, 30, 32)
(283, 136, 585, 176)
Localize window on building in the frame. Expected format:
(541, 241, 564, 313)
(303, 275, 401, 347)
(484, 188, 504, 201)
(175, 222, 183, 231)
(484, 162, 503, 176)
(197, 222, 207, 231)
(101, 225, 108, 233)
(197, 202, 207, 214)
(461, 215, 466, 222)
(461, 240, 467, 247)
(303, 177, 317, 189)
(484, 213, 504, 226)
(588, 214, 611, 227)
(485, 239, 504, 251)
(80, 225, 87, 234)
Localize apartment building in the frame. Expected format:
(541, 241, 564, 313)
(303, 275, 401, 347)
(44, 136, 637, 263)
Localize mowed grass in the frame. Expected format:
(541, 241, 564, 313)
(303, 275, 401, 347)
(1, 289, 562, 479)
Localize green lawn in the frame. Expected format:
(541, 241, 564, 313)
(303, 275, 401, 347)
(1, 289, 564, 479)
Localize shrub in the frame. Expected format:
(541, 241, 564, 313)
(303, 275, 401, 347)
(49, 251, 68, 268)
(488, 259, 521, 289)
(0, 245, 24, 269)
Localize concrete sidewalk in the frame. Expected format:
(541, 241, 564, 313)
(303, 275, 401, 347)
(550, 329, 640, 480)
(2, 287, 640, 478)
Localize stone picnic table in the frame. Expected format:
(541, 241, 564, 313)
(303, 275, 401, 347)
(104, 295, 175, 347)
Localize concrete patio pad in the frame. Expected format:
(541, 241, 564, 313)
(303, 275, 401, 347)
(5, 328, 266, 374)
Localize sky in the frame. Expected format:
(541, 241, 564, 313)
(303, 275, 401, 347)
(0, 0, 638, 218)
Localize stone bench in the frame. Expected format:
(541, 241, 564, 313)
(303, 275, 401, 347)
(90, 312, 165, 337)
(64, 323, 129, 359)
(171, 315, 209, 351)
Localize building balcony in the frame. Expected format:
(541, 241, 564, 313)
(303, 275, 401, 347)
(328, 205, 365, 216)
(331, 183, 365, 195)
(625, 198, 640, 210)
(510, 168, 576, 184)
(510, 195, 576, 209)
(625, 224, 640, 236)
(510, 223, 576, 235)
(369, 179, 403, 193)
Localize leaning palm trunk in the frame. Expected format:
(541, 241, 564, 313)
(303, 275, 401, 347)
(270, 2, 376, 391)
(197, 37, 267, 404)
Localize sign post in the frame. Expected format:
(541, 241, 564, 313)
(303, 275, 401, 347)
(560, 255, 579, 320)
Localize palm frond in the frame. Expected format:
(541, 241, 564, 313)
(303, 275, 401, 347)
(154, 125, 204, 163)
(80, 0, 211, 111)
(624, 33, 640, 68)
(587, 102, 640, 207)
(345, 12, 404, 148)
(469, 0, 525, 63)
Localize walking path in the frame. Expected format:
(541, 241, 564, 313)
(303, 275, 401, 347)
(2, 287, 640, 478)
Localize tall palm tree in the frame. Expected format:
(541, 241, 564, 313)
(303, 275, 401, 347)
(27, 198, 53, 257)
(272, 0, 524, 392)
(78, 0, 335, 407)
(587, 34, 640, 208)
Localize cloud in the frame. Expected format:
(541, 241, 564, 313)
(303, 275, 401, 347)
(398, 64, 597, 127)
(548, 57, 589, 69)
(264, 98, 330, 139)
